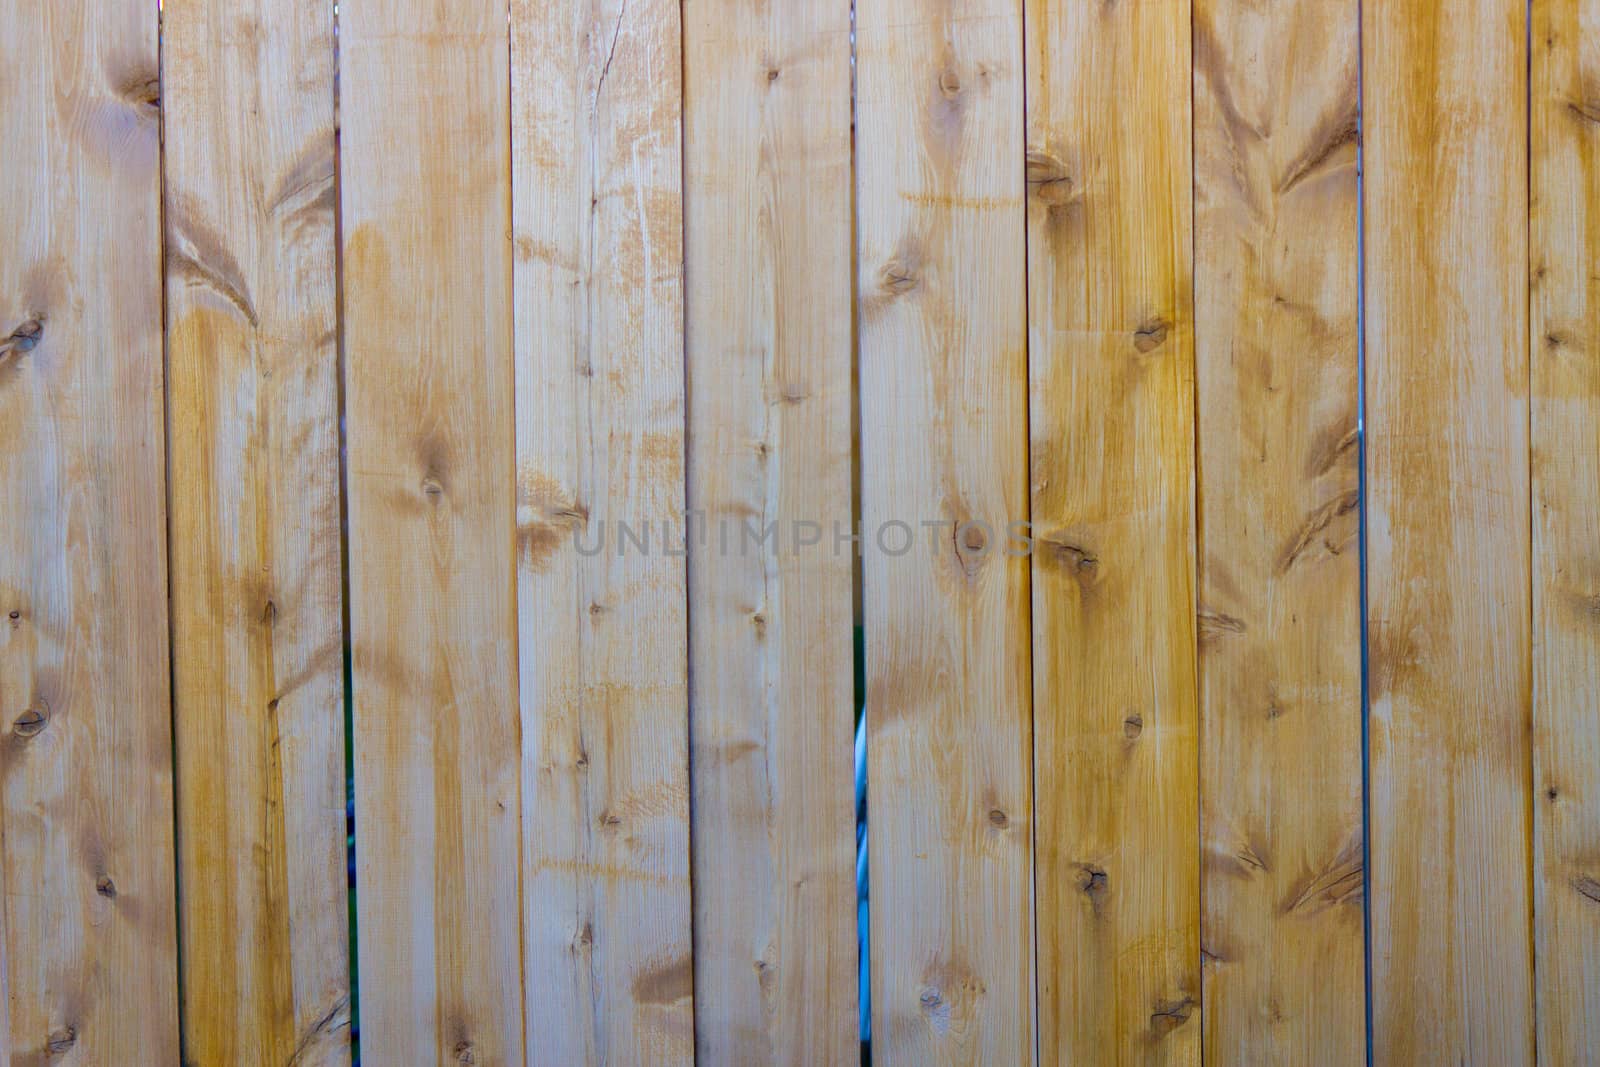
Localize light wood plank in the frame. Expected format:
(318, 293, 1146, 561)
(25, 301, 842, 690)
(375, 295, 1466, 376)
(1025, 0, 1200, 1061)
(1191, 0, 1364, 1060)
(1363, 1, 1534, 1061)
(855, 1, 1034, 1062)
(162, 1, 349, 1061)
(1532, 0, 1600, 1059)
(682, 0, 859, 1062)
(0, 2, 179, 1061)
(512, 0, 694, 1061)
(339, 3, 523, 1062)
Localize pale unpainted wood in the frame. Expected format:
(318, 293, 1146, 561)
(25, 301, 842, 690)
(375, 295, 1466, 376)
(855, 1, 1035, 1062)
(1532, 0, 1600, 1059)
(1191, 0, 1364, 1061)
(683, 0, 859, 1062)
(1363, 1, 1534, 1062)
(162, 1, 349, 1062)
(1024, 0, 1200, 1061)
(512, 0, 694, 1062)
(339, 2, 523, 1062)
(0, 2, 179, 1061)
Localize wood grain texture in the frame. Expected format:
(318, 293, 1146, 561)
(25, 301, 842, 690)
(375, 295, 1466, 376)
(1024, 1, 1200, 1062)
(682, 0, 858, 1062)
(855, 1, 1034, 1062)
(1363, 1, 1534, 1062)
(339, 2, 523, 1062)
(1532, 0, 1600, 1060)
(1191, 1, 1364, 1060)
(512, 1, 694, 1061)
(162, 2, 349, 1062)
(0, 2, 179, 1061)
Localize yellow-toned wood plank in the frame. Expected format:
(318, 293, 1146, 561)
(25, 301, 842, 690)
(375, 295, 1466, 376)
(1363, 1, 1534, 1061)
(163, 2, 349, 1061)
(0, 2, 179, 1061)
(855, 1, 1034, 1062)
(1192, 0, 1364, 1060)
(682, 0, 858, 1062)
(340, 3, 523, 1061)
(512, 1, 694, 1061)
(1025, 1, 1200, 1061)
(1532, 0, 1600, 1059)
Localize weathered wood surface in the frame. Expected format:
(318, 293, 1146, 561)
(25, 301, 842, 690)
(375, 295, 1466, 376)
(856, 1, 1035, 1062)
(0, 1, 179, 1061)
(1025, 0, 1200, 1061)
(7, 5, 1592, 1060)
(340, 1, 524, 1062)
(163, 1, 349, 1061)
(1364, 0, 1534, 1061)
(513, 0, 695, 1061)
(683, 0, 859, 1062)
(1192, 0, 1365, 1061)
(1532, 0, 1600, 1060)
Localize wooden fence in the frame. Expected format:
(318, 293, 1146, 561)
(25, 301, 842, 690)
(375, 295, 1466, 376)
(1, 0, 1596, 1064)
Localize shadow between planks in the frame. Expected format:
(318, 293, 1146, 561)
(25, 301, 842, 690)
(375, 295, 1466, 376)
(0, 0, 1594, 1064)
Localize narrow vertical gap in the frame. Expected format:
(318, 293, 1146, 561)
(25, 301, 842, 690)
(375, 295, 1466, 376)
(154, 0, 188, 1061)
(1182, 1, 1205, 1059)
(1354, 1, 1373, 1062)
(848, 1, 869, 1062)
(1522, 0, 1538, 1051)
(675, 0, 699, 1057)
(330, 3, 359, 1062)
(504, 3, 529, 1063)
(1017, 7, 1040, 1067)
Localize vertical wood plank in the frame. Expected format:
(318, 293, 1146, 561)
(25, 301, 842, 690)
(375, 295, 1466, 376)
(1025, 1, 1200, 1061)
(682, 0, 858, 1062)
(1191, 0, 1364, 1060)
(0, 2, 179, 1061)
(512, 0, 694, 1061)
(1532, 0, 1600, 1058)
(855, 1, 1034, 1062)
(1364, 1, 1534, 1062)
(163, 1, 350, 1061)
(340, 2, 523, 1062)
